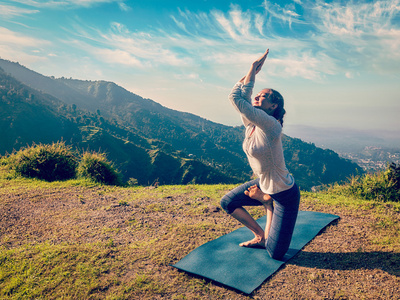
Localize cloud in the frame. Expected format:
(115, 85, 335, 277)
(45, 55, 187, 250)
(262, 0, 304, 29)
(0, 27, 50, 47)
(63, 5, 326, 83)
(170, 15, 187, 33)
(105, 24, 192, 67)
(313, 0, 400, 36)
(213, 11, 239, 40)
(173, 73, 200, 80)
(229, 5, 252, 36)
(0, 4, 39, 18)
(94, 48, 142, 66)
(65, 22, 193, 69)
(59, 0, 400, 85)
(310, 0, 400, 74)
(267, 51, 337, 80)
(117, 1, 130, 11)
(10, 0, 130, 10)
(0, 27, 51, 63)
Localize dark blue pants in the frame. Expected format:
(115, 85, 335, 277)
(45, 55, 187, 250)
(220, 179, 300, 260)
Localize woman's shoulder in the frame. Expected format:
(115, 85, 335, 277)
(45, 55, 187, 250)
(257, 115, 282, 136)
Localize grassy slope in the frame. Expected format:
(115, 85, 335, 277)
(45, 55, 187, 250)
(0, 168, 399, 299)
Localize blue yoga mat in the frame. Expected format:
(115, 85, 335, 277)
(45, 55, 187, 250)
(172, 211, 339, 294)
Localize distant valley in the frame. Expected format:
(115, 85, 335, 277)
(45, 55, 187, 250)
(285, 125, 400, 152)
(285, 125, 400, 172)
(0, 58, 364, 190)
(340, 146, 400, 172)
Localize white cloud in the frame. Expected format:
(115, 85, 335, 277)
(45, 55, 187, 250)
(62, 4, 331, 83)
(117, 1, 130, 11)
(313, 0, 400, 37)
(261, 50, 338, 81)
(262, 0, 304, 28)
(213, 11, 239, 40)
(229, 5, 251, 36)
(0, 4, 39, 18)
(254, 13, 265, 36)
(65, 22, 193, 69)
(105, 28, 191, 67)
(10, 0, 130, 9)
(170, 15, 187, 33)
(310, 0, 400, 74)
(0, 27, 49, 47)
(0, 27, 50, 63)
(173, 73, 200, 80)
(94, 48, 142, 66)
(48, 0, 400, 85)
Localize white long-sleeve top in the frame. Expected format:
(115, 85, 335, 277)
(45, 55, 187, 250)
(229, 81, 294, 195)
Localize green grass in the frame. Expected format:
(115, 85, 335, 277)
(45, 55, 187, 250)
(0, 242, 121, 299)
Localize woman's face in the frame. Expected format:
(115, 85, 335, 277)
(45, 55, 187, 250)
(253, 89, 277, 114)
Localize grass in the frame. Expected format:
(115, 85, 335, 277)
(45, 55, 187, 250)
(0, 242, 122, 299)
(0, 168, 399, 299)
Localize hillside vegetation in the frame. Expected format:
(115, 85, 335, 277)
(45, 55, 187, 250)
(0, 59, 363, 190)
(0, 158, 399, 299)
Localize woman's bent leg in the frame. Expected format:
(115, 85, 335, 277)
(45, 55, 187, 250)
(220, 179, 261, 214)
(220, 179, 266, 247)
(266, 183, 300, 260)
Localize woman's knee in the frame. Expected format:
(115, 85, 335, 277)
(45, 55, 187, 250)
(220, 194, 233, 214)
(267, 246, 288, 261)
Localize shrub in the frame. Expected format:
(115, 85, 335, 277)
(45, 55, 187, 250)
(127, 177, 139, 186)
(77, 152, 121, 185)
(11, 142, 78, 181)
(332, 163, 400, 202)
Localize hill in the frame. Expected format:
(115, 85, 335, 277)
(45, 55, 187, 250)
(0, 58, 363, 189)
(0, 66, 232, 185)
(0, 167, 398, 299)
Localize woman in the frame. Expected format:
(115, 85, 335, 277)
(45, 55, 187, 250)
(220, 49, 300, 260)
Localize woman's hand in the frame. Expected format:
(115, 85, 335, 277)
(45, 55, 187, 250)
(243, 49, 269, 85)
(253, 49, 269, 75)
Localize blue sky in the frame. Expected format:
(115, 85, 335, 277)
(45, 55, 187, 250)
(1, 0, 400, 145)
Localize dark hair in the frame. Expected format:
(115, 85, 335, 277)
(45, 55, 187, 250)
(267, 89, 286, 126)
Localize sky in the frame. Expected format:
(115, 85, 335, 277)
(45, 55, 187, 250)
(1, 0, 400, 147)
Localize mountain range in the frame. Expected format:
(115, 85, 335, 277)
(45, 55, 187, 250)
(0, 58, 363, 190)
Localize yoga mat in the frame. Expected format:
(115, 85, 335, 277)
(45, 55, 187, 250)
(172, 210, 339, 294)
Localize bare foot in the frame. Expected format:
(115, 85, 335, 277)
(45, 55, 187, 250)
(239, 236, 266, 248)
(244, 185, 272, 205)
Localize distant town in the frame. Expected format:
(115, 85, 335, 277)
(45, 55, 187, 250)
(338, 146, 400, 173)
